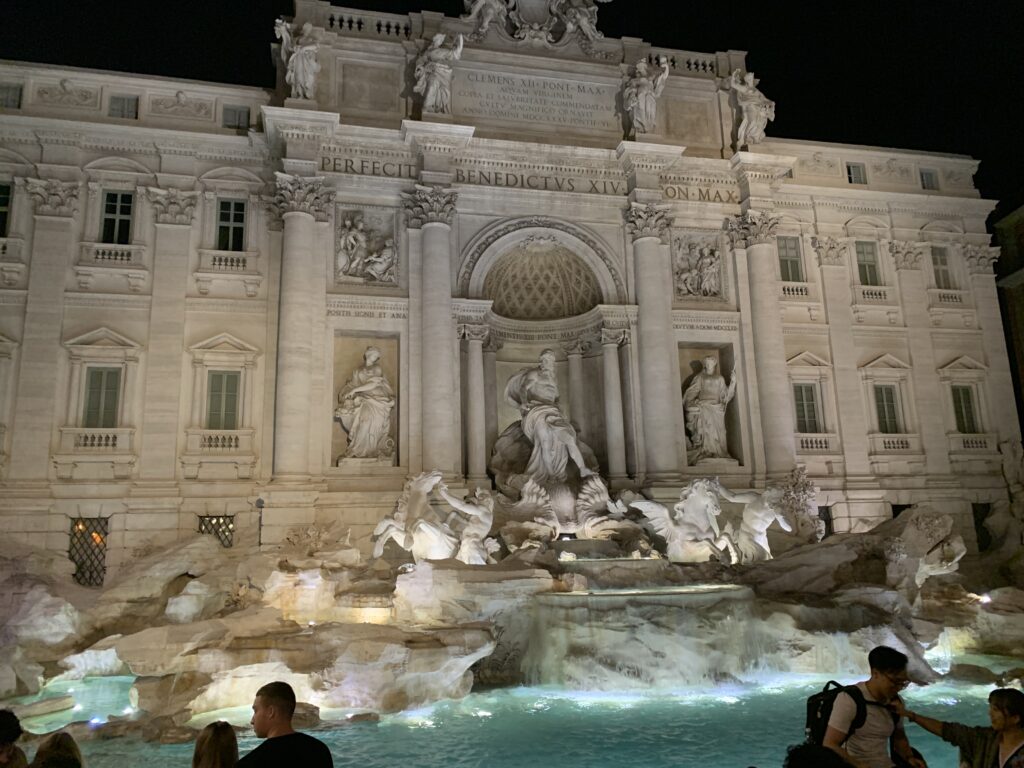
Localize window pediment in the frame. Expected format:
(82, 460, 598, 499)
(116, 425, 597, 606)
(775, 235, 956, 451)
(189, 332, 260, 365)
(938, 355, 987, 381)
(787, 351, 831, 368)
(0, 147, 34, 173)
(861, 353, 910, 370)
(63, 327, 141, 361)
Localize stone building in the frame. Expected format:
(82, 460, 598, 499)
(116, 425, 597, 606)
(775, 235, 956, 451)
(0, 0, 1015, 582)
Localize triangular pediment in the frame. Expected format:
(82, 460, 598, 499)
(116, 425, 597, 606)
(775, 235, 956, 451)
(938, 355, 987, 372)
(63, 327, 141, 349)
(787, 351, 831, 368)
(189, 332, 259, 354)
(861, 353, 911, 370)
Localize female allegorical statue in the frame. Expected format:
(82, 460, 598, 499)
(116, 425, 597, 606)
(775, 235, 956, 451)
(335, 346, 396, 460)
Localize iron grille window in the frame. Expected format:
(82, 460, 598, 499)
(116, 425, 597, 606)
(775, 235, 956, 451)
(108, 95, 138, 119)
(69, 517, 108, 587)
(931, 246, 955, 290)
(222, 105, 250, 130)
(777, 236, 804, 282)
(874, 384, 901, 433)
(84, 367, 120, 428)
(951, 385, 979, 433)
(217, 200, 246, 252)
(846, 162, 866, 185)
(856, 241, 881, 286)
(793, 383, 822, 433)
(198, 515, 235, 548)
(101, 191, 134, 245)
(207, 370, 240, 429)
(0, 84, 22, 109)
(0, 183, 10, 237)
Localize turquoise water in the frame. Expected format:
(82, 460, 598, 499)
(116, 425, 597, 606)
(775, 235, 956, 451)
(16, 674, 1004, 768)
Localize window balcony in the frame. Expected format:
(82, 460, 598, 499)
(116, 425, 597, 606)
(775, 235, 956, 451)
(927, 288, 970, 308)
(76, 243, 147, 292)
(868, 433, 922, 454)
(181, 428, 257, 480)
(854, 285, 896, 305)
(795, 433, 841, 455)
(53, 427, 137, 480)
(195, 249, 262, 297)
(947, 433, 997, 454)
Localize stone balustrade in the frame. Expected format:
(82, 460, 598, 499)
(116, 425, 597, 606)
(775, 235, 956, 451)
(181, 428, 257, 480)
(185, 428, 255, 454)
(79, 242, 145, 267)
(646, 48, 721, 78)
(868, 433, 922, 454)
(195, 249, 262, 297)
(795, 433, 841, 455)
(318, 7, 415, 39)
(927, 288, 968, 307)
(59, 427, 134, 452)
(947, 432, 997, 453)
(854, 285, 896, 305)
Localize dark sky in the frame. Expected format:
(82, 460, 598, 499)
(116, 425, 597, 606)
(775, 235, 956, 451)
(3, 0, 1022, 232)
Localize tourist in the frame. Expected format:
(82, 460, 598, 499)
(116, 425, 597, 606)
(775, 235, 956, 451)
(0, 710, 27, 768)
(193, 721, 238, 768)
(892, 687, 1024, 768)
(822, 645, 926, 768)
(239, 682, 332, 767)
(28, 732, 82, 768)
(784, 742, 855, 767)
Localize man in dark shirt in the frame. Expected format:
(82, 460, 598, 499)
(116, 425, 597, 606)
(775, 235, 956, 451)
(238, 682, 333, 767)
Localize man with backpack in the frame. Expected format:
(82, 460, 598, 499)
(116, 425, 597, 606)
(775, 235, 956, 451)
(816, 646, 927, 768)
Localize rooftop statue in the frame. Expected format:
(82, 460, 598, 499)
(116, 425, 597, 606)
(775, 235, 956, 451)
(415, 33, 464, 115)
(550, 0, 612, 43)
(622, 57, 670, 138)
(463, 0, 515, 38)
(274, 18, 321, 101)
(728, 69, 775, 148)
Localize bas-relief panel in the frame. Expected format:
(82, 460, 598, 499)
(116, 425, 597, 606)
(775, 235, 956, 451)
(332, 334, 400, 467)
(338, 61, 402, 113)
(334, 206, 399, 287)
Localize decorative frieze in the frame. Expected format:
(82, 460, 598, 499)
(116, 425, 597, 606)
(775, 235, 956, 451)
(273, 173, 334, 222)
(672, 237, 723, 299)
(150, 91, 214, 120)
(625, 203, 670, 244)
(726, 210, 779, 248)
(401, 184, 457, 228)
(889, 240, 923, 270)
(811, 236, 846, 267)
(144, 186, 198, 225)
(22, 178, 80, 217)
(36, 79, 99, 108)
(963, 244, 1000, 275)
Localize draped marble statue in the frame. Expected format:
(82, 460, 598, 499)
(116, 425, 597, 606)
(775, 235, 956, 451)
(729, 69, 775, 148)
(275, 18, 321, 101)
(335, 346, 396, 460)
(436, 482, 498, 565)
(622, 57, 669, 138)
(683, 356, 737, 463)
(414, 34, 464, 115)
(630, 478, 738, 563)
(714, 484, 791, 563)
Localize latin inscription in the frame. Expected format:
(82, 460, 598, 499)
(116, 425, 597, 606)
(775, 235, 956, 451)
(454, 71, 620, 132)
(454, 168, 626, 195)
(663, 185, 740, 203)
(320, 156, 417, 179)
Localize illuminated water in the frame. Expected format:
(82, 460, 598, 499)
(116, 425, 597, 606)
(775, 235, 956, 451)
(15, 672, 1010, 768)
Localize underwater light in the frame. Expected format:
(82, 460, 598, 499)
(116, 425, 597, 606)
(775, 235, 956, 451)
(89, 717, 103, 725)
(123, 706, 135, 715)
(979, 594, 992, 604)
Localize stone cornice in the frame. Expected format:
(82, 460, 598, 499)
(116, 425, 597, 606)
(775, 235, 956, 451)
(273, 173, 334, 222)
(144, 186, 199, 225)
(726, 210, 780, 248)
(20, 177, 80, 217)
(626, 203, 671, 244)
(401, 184, 457, 228)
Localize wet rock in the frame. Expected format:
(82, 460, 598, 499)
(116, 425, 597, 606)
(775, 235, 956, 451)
(946, 663, 1000, 684)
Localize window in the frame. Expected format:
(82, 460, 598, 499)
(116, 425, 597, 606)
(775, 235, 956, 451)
(951, 385, 979, 433)
(855, 241, 881, 286)
(0, 183, 10, 237)
(919, 168, 940, 191)
(874, 384, 901, 433)
(101, 191, 134, 245)
(777, 236, 804, 282)
(846, 162, 866, 185)
(69, 517, 108, 587)
(83, 367, 121, 428)
(222, 105, 250, 130)
(793, 383, 822, 433)
(216, 200, 246, 252)
(931, 246, 955, 290)
(0, 84, 22, 109)
(108, 95, 138, 120)
(207, 370, 240, 429)
(198, 515, 235, 548)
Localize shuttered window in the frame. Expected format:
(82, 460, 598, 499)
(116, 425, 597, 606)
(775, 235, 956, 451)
(207, 370, 240, 430)
(951, 385, 978, 434)
(778, 236, 804, 282)
(874, 384, 900, 434)
(856, 241, 880, 286)
(84, 367, 120, 428)
(793, 383, 822, 433)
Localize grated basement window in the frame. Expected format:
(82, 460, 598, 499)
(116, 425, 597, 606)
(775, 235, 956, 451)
(69, 517, 108, 587)
(198, 515, 235, 548)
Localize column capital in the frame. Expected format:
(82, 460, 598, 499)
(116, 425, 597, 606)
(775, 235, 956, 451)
(964, 244, 1000, 276)
(889, 240, 923, 270)
(625, 203, 670, 244)
(811, 236, 846, 267)
(483, 336, 504, 354)
(726, 210, 780, 248)
(273, 172, 334, 222)
(143, 186, 198, 226)
(563, 338, 591, 356)
(20, 177, 80, 217)
(457, 323, 490, 343)
(600, 327, 628, 347)
(402, 184, 457, 229)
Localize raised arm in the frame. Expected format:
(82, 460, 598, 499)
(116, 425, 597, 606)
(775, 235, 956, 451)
(891, 698, 944, 738)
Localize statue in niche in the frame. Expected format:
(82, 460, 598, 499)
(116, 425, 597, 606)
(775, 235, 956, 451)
(364, 239, 397, 283)
(728, 69, 774, 148)
(275, 18, 321, 101)
(495, 349, 595, 488)
(463, 0, 514, 38)
(335, 346, 396, 461)
(683, 355, 738, 463)
(414, 33, 464, 115)
(436, 482, 499, 565)
(630, 479, 739, 563)
(714, 484, 792, 563)
(622, 57, 670, 138)
(674, 241, 722, 299)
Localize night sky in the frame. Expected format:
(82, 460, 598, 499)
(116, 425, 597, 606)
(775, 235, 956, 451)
(2, 0, 1022, 247)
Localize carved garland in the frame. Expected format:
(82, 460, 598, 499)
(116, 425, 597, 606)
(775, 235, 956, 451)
(401, 184, 458, 229)
(625, 203, 670, 244)
(811, 236, 846, 267)
(889, 240, 923, 270)
(726, 210, 780, 248)
(22, 178, 80, 217)
(273, 173, 334, 222)
(144, 187, 199, 225)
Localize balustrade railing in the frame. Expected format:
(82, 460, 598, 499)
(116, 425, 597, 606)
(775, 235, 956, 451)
(781, 282, 811, 299)
(648, 49, 720, 77)
(185, 428, 255, 454)
(318, 8, 414, 39)
(59, 427, 134, 453)
(868, 433, 922, 454)
(948, 433, 996, 453)
(795, 433, 841, 454)
(855, 285, 894, 304)
(79, 242, 145, 268)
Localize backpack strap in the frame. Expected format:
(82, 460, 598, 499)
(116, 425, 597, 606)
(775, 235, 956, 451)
(841, 686, 869, 744)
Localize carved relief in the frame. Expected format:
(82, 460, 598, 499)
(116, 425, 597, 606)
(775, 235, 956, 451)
(672, 237, 723, 299)
(964, 244, 1000, 275)
(943, 168, 972, 187)
(144, 187, 198, 225)
(600, 327, 627, 346)
(811, 236, 846, 267)
(36, 80, 98, 108)
(889, 240, 923, 270)
(401, 184, 457, 228)
(458, 323, 491, 343)
(626, 203, 670, 243)
(799, 152, 839, 175)
(273, 173, 334, 222)
(726, 211, 780, 248)
(22, 178, 80, 217)
(335, 209, 397, 285)
(872, 158, 912, 181)
(150, 91, 213, 119)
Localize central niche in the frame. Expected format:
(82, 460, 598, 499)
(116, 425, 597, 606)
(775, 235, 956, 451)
(483, 237, 603, 320)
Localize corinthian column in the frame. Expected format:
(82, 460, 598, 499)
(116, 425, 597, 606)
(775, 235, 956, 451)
(272, 173, 333, 478)
(727, 210, 796, 476)
(459, 324, 489, 487)
(600, 327, 629, 486)
(627, 203, 683, 483)
(403, 184, 460, 476)
(563, 339, 589, 439)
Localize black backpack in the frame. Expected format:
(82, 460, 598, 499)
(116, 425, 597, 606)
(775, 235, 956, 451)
(805, 681, 885, 745)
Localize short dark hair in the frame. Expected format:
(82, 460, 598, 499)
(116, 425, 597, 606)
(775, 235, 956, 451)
(784, 743, 854, 767)
(255, 682, 296, 718)
(0, 709, 22, 744)
(990, 688, 1024, 724)
(868, 646, 908, 673)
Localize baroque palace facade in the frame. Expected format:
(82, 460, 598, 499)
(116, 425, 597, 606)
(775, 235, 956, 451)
(0, 0, 1014, 581)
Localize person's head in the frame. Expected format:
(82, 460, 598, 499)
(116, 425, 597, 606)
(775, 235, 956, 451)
(702, 355, 718, 373)
(192, 721, 238, 768)
(364, 346, 381, 365)
(635, 59, 648, 75)
(30, 732, 82, 768)
(0, 710, 23, 766)
(469, 488, 494, 512)
(250, 682, 296, 739)
(867, 645, 910, 699)
(431, 33, 447, 47)
(988, 688, 1024, 732)
(784, 743, 854, 767)
(539, 349, 556, 371)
